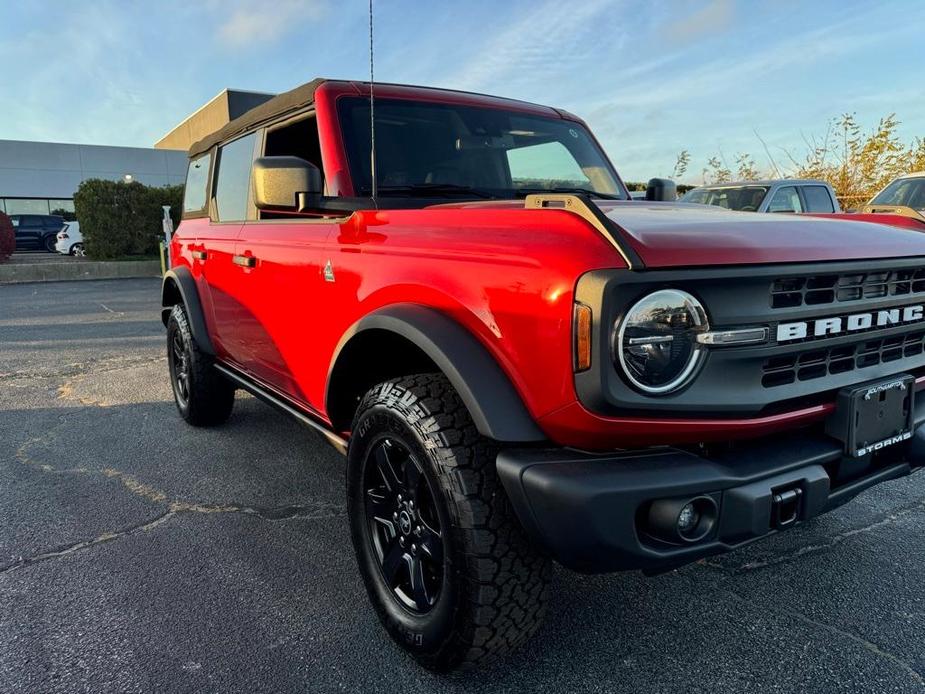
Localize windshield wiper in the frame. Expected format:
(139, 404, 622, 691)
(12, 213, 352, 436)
(514, 187, 622, 200)
(375, 183, 494, 199)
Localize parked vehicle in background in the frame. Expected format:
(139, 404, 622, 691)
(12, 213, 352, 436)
(163, 78, 925, 671)
(681, 179, 841, 214)
(9, 214, 66, 252)
(55, 222, 84, 256)
(860, 171, 925, 221)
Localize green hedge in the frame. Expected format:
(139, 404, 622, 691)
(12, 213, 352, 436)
(0, 212, 13, 262)
(73, 180, 183, 259)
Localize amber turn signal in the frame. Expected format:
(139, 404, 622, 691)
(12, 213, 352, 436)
(574, 303, 592, 372)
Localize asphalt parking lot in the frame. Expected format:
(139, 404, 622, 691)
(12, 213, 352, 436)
(2, 278, 925, 693)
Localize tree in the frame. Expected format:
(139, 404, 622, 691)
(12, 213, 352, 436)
(73, 180, 182, 259)
(672, 150, 691, 179)
(696, 113, 923, 209)
(735, 153, 760, 181)
(703, 156, 732, 184)
(0, 212, 14, 262)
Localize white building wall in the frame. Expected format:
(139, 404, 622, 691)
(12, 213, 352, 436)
(0, 139, 187, 200)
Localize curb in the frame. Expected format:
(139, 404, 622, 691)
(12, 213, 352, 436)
(0, 260, 162, 284)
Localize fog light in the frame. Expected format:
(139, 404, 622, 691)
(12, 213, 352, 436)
(646, 495, 719, 545)
(677, 502, 700, 534)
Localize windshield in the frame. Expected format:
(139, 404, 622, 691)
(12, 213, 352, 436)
(337, 97, 625, 199)
(871, 177, 925, 209)
(681, 186, 770, 211)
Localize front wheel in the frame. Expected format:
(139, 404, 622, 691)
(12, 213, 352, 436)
(70, 243, 85, 257)
(347, 374, 550, 670)
(43, 235, 57, 252)
(166, 304, 235, 426)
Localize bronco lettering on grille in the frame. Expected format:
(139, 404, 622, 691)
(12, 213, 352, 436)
(777, 303, 925, 343)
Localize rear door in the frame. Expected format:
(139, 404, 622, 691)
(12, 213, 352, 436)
(199, 133, 259, 366)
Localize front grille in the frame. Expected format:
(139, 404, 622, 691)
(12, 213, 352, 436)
(771, 267, 925, 308)
(762, 331, 925, 387)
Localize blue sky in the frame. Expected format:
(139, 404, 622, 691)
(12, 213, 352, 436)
(0, 0, 922, 183)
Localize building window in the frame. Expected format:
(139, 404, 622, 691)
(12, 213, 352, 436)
(3, 199, 52, 215)
(49, 199, 77, 221)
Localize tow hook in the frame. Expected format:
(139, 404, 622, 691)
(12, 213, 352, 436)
(771, 487, 803, 529)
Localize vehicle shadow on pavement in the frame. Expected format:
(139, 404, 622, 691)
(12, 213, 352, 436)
(2, 395, 925, 693)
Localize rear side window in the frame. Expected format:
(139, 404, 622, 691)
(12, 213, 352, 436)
(767, 186, 803, 213)
(802, 185, 834, 213)
(214, 133, 257, 222)
(183, 152, 212, 215)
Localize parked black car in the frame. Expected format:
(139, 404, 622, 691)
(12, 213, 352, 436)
(10, 214, 66, 252)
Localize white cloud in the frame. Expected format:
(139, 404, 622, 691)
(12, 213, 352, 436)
(216, 0, 328, 47)
(442, 0, 623, 95)
(664, 0, 735, 43)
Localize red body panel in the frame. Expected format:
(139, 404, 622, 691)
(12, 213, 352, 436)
(171, 81, 925, 450)
(809, 212, 925, 231)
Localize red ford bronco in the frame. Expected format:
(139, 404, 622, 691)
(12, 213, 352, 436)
(163, 79, 925, 670)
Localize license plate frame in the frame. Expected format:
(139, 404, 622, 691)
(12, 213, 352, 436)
(826, 375, 915, 457)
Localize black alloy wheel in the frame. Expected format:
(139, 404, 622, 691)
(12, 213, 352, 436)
(364, 437, 444, 613)
(169, 327, 191, 408)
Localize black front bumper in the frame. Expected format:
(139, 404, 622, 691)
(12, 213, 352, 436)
(497, 424, 925, 574)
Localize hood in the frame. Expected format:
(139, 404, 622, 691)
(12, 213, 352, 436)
(598, 202, 925, 268)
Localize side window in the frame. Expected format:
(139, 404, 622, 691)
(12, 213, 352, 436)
(767, 186, 803, 213)
(261, 115, 323, 219)
(802, 185, 835, 213)
(264, 115, 322, 169)
(183, 152, 212, 215)
(214, 133, 257, 222)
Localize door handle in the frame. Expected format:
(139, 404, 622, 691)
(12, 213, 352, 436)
(233, 254, 256, 268)
(191, 250, 207, 261)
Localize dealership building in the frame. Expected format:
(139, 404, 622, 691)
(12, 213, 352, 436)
(0, 139, 187, 217)
(0, 89, 274, 218)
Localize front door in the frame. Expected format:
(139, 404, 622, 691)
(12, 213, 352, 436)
(231, 218, 336, 407)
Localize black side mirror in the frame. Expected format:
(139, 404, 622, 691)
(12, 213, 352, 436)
(645, 178, 677, 202)
(253, 156, 323, 211)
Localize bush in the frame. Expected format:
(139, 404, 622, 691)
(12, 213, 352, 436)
(73, 180, 183, 259)
(0, 212, 14, 262)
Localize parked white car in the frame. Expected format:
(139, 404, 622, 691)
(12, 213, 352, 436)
(55, 222, 84, 256)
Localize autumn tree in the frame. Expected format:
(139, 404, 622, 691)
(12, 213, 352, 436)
(689, 113, 923, 209)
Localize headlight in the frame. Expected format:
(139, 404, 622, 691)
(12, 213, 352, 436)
(615, 289, 708, 394)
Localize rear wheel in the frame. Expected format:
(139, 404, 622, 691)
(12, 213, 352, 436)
(166, 304, 235, 426)
(347, 374, 550, 670)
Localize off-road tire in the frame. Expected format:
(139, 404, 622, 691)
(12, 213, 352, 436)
(166, 303, 234, 427)
(347, 373, 551, 670)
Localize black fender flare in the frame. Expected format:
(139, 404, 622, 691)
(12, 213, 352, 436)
(160, 267, 216, 355)
(327, 304, 545, 443)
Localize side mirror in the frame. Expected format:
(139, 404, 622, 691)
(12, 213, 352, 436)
(253, 156, 323, 211)
(645, 178, 677, 202)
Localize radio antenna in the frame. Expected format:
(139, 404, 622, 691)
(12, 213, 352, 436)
(369, 0, 378, 203)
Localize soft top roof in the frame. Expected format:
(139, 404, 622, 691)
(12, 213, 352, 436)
(187, 78, 568, 159)
(188, 78, 327, 158)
